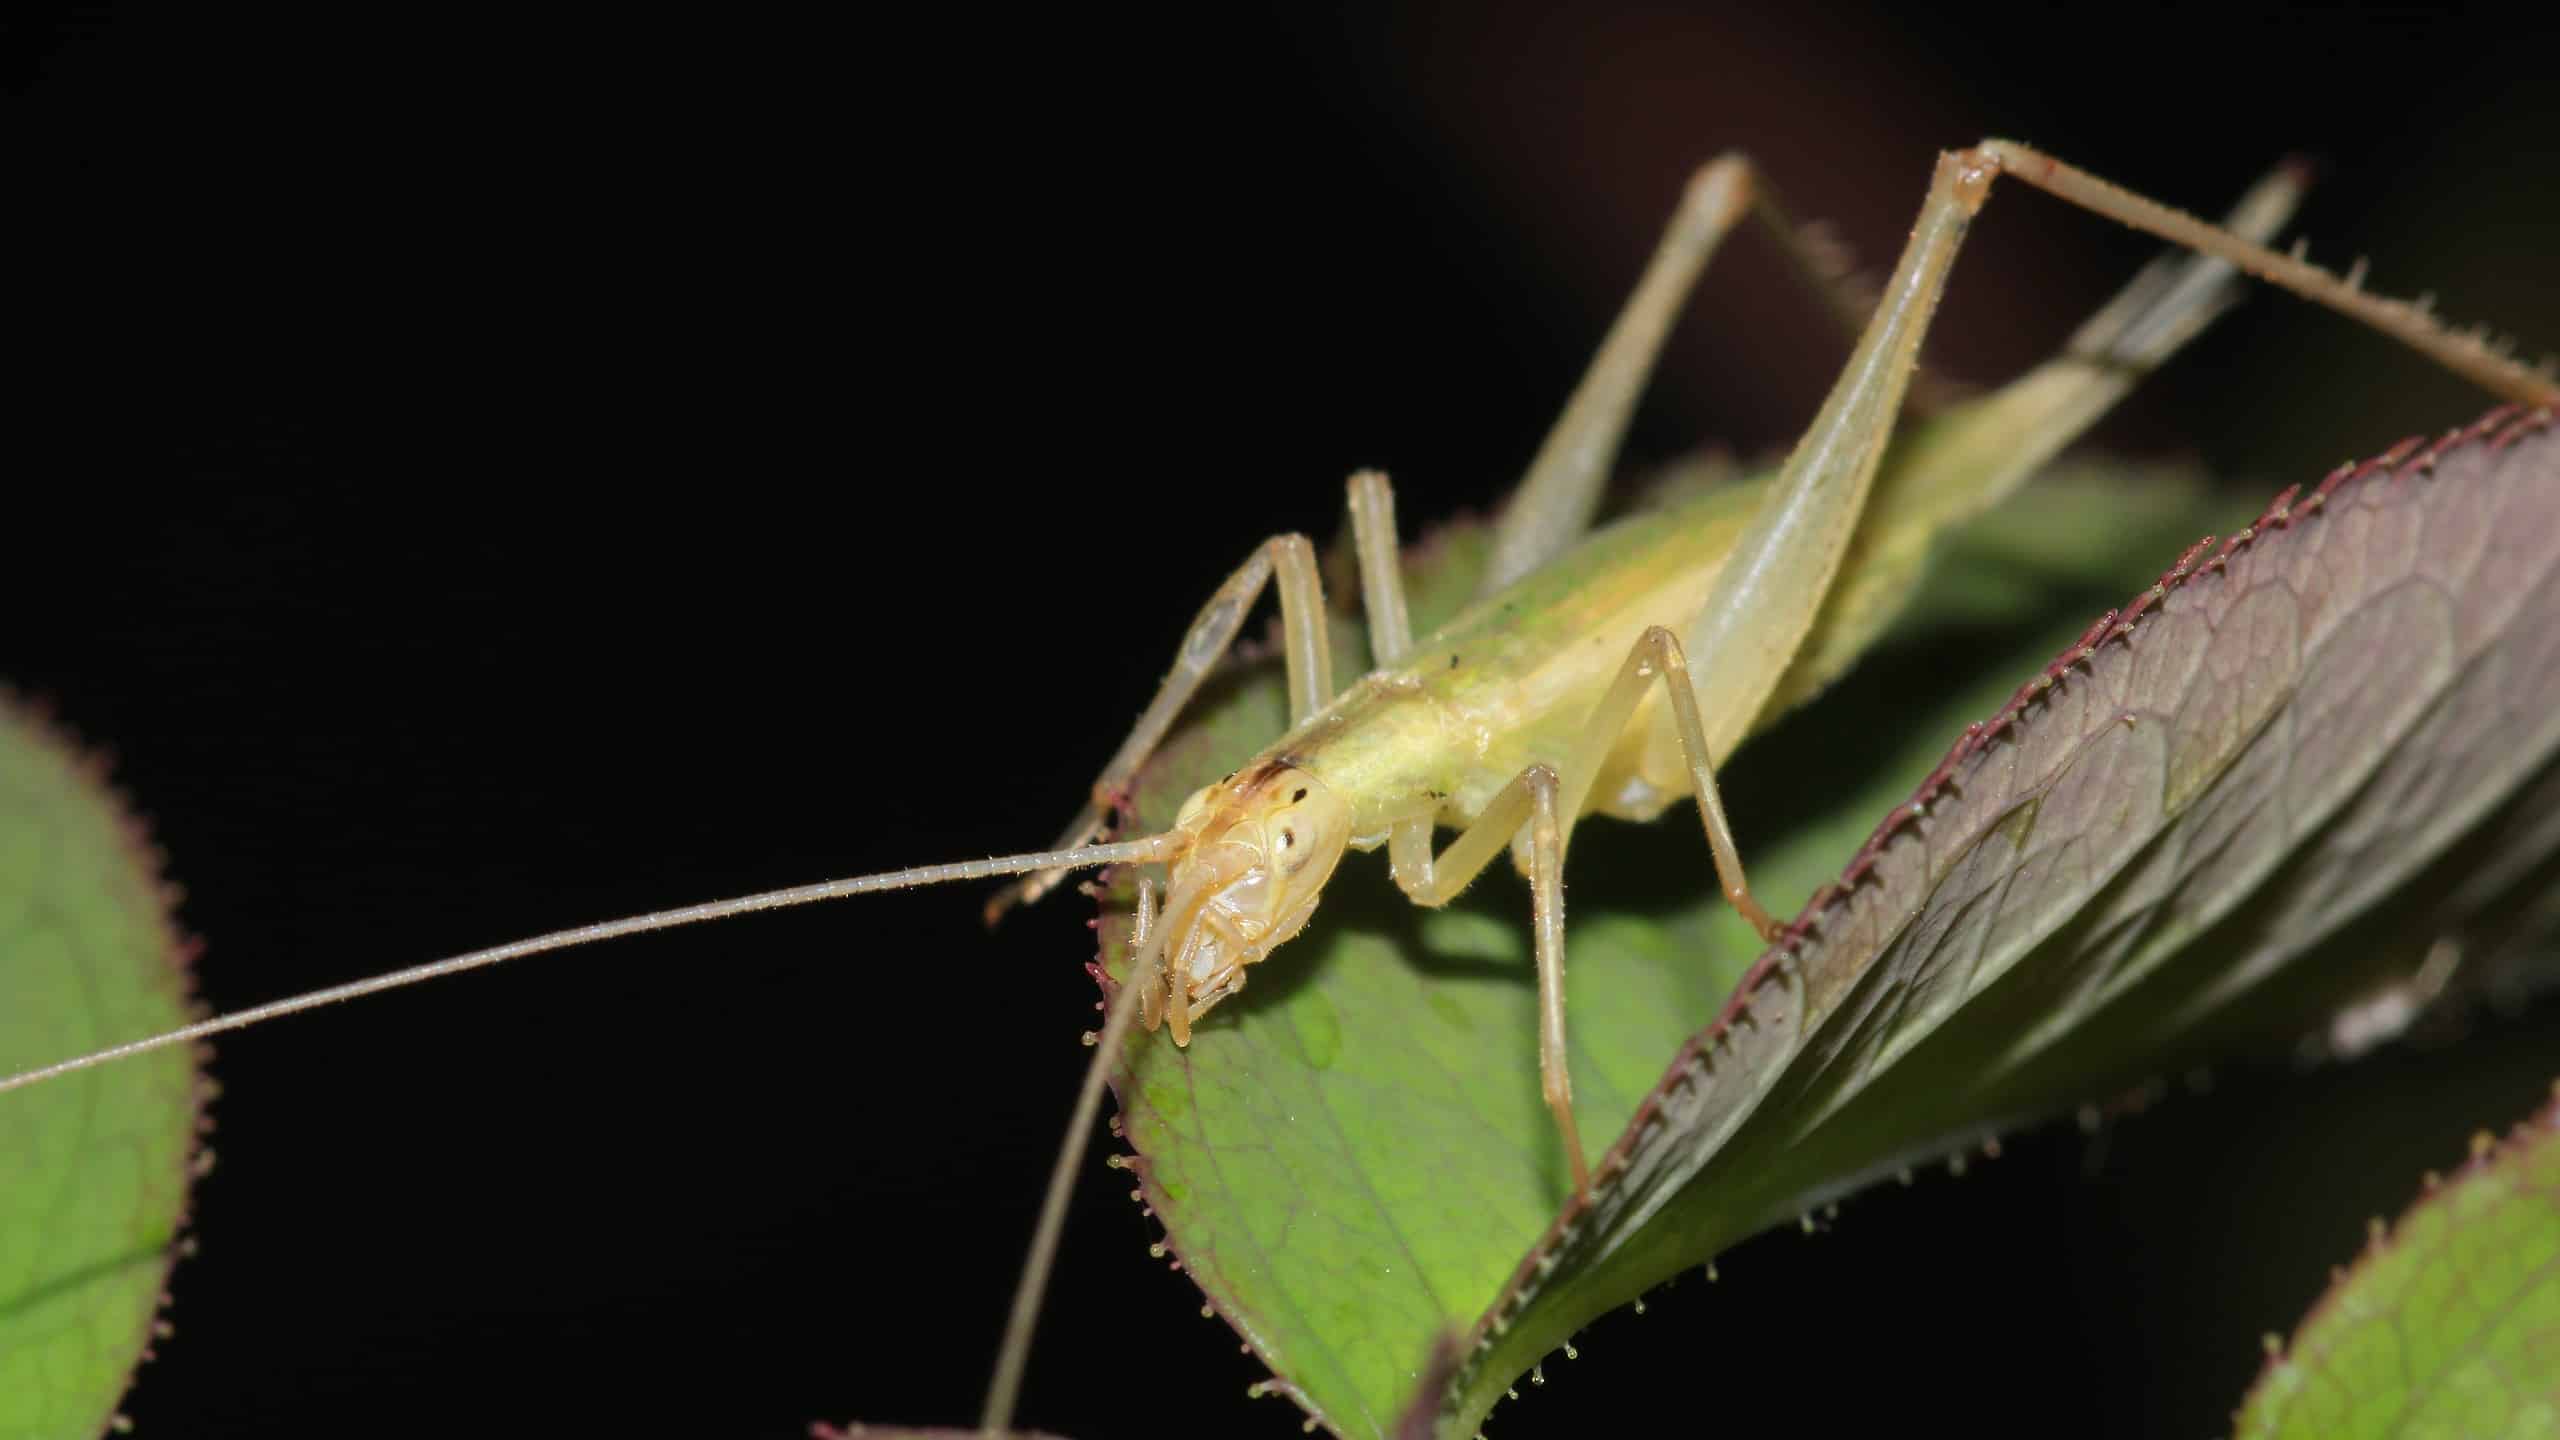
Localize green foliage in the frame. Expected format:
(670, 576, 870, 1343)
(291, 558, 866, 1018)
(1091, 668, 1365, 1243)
(2239, 1086, 2560, 1439)
(0, 698, 201, 1440)
(1095, 417, 2560, 1437)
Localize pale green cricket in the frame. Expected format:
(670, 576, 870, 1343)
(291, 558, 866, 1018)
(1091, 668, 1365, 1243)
(7, 142, 2554, 1434)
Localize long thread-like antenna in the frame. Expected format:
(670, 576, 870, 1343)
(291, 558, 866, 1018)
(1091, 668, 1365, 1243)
(0, 835, 1182, 1096)
(980, 878, 1165, 1433)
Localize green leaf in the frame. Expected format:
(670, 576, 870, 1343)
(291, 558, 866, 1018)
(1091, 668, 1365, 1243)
(1092, 409, 2560, 1437)
(1451, 413, 2560, 1434)
(0, 697, 203, 1440)
(2238, 1083, 2560, 1439)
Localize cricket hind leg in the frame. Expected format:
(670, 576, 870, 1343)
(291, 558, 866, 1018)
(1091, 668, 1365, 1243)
(1728, 158, 2315, 732)
(1891, 155, 2317, 521)
(1406, 146, 2280, 1201)
(1980, 140, 2557, 407)
(1386, 157, 2015, 1200)
(1480, 153, 1972, 596)
(1671, 149, 1999, 769)
(1381, 149, 2278, 1203)
(1677, 135, 2560, 779)
(1481, 156, 1754, 595)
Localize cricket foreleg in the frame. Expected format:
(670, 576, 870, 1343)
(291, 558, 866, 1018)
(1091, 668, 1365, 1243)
(1377, 620, 1792, 1199)
(1347, 468, 1415, 668)
(986, 531, 1337, 923)
(997, 467, 1434, 923)
(1385, 765, 1585, 1197)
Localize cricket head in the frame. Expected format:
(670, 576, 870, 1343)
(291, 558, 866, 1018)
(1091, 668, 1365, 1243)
(1138, 760, 1352, 1044)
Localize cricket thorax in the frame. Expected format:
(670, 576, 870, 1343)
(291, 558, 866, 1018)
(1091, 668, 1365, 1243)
(1139, 761, 1352, 1044)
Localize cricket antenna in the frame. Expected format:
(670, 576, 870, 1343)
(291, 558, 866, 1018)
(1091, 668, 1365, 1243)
(982, 876, 1166, 1434)
(0, 833, 1184, 1096)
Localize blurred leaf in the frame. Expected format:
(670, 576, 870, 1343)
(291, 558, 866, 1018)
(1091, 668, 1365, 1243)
(2237, 1084, 2560, 1439)
(814, 1414, 1064, 1424)
(1091, 408, 2560, 1438)
(0, 697, 202, 1440)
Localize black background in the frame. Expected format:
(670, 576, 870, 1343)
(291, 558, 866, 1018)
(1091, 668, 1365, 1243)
(8, 4, 2560, 1437)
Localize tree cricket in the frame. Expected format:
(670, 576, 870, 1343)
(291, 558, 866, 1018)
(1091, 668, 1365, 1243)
(7, 140, 2554, 1440)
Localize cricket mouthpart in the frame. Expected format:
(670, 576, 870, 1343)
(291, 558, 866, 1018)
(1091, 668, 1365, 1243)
(1138, 762, 1353, 1043)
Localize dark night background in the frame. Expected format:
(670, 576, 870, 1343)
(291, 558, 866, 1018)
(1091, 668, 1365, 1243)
(8, 4, 2560, 1437)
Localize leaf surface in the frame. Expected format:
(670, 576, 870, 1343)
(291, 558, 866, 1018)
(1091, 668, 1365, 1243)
(1093, 410, 2560, 1437)
(2237, 1084, 2560, 1439)
(0, 698, 202, 1440)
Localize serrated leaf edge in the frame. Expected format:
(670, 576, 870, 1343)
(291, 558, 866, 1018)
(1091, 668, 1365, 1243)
(0, 687, 214, 1434)
(1451, 403, 2559, 1411)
